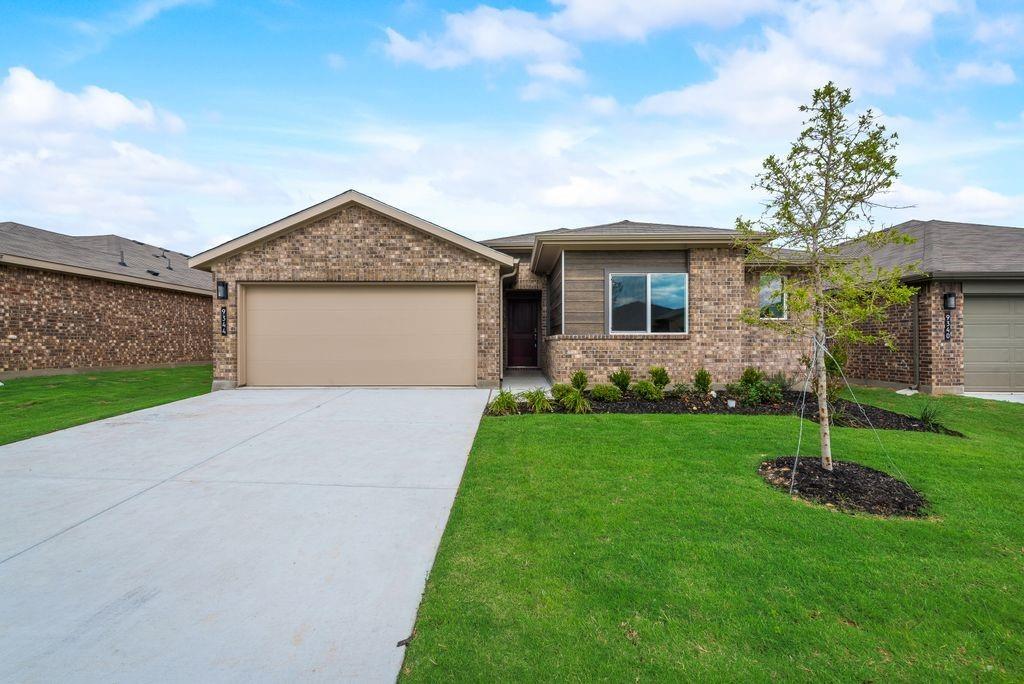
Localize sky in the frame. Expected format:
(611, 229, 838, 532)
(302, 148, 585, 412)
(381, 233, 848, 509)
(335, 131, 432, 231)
(0, 0, 1022, 255)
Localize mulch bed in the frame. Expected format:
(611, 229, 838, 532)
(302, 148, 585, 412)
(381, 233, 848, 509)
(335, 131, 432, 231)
(759, 456, 928, 517)
(510, 390, 961, 436)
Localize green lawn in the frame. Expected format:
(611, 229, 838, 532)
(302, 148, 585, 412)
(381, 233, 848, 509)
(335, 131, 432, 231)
(0, 365, 212, 445)
(402, 388, 1024, 681)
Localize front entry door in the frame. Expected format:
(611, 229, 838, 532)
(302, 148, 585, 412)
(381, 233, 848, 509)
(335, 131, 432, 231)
(508, 299, 539, 367)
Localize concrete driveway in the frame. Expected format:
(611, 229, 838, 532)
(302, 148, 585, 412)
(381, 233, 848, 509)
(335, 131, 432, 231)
(0, 387, 489, 682)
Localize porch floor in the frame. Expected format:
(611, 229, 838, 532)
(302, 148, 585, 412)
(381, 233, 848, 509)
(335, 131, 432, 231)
(501, 369, 552, 394)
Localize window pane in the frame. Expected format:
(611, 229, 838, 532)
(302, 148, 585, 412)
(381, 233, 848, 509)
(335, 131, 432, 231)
(611, 275, 647, 331)
(650, 273, 687, 333)
(759, 275, 785, 319)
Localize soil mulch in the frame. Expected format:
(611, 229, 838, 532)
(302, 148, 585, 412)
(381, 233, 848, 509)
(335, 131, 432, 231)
(511, 390, 962, 436)
(759, 456, 928, 517)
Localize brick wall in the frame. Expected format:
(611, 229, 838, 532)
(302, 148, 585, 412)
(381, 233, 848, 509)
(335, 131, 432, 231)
(846, 280, 964, 393)
(542, 248, 805, 385)
(0, 264, 211, 374)
(209, 203, 502, 386)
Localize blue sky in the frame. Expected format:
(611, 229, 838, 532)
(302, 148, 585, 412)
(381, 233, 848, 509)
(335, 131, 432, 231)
(1, 0, 1022, 254)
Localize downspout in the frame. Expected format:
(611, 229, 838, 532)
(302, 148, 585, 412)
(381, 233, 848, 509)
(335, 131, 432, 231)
(499, 260, 520, 383)
(912, 291, 920, 390)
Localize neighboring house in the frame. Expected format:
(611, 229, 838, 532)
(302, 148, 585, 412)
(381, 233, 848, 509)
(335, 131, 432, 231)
(188, 190, 803, 389)
(842, 219, 1024, 394)
(0, 222, 213, 379)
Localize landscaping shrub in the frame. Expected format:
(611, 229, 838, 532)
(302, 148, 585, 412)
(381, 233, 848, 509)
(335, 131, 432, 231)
(631, 380, 664, 401)
(668, 382, 692, 397)
(648, 366, 671, 390)
(608, 368, 632, 393)
(487, 390, 520, 416)
(589, 383, 623, 402)
(521, 388, 553, 414)
(918, 399, 946, 431)
(694, 368, 712, 394)
(570, 369, 589, 391)
(730, 366, 783, 406)
(739, 366, 765, 387)
(766, 371, 794, 393)
(550, 383, 573, 402)
(560, 387, 592, 414)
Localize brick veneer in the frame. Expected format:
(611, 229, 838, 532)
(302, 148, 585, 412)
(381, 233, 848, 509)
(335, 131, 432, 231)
(0, 264, 211, 375)
(846, 280, 964, 393)
(209, 203, 502, 387)
(542, 249, 806, 385)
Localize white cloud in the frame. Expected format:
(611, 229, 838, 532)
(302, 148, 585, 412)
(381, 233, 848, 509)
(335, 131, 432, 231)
(325, 53, 347, 70)
(384, 6, 575, 68)
(550, 0, 778, 40)
(526, 61, 585, 83)
(637, 0, 957, 128)
(973, 13, 1024, 45)
(0, 67, 273, 254)
(950, 60, 1016, 85)
(0, 67, 182, 132)
(887, 182, 1024, 223)
(68, 0, 208, 58)
(583, 95, 618, 115)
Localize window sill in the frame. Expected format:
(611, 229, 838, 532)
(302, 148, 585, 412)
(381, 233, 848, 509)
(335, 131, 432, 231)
(546, 333, 692, 341)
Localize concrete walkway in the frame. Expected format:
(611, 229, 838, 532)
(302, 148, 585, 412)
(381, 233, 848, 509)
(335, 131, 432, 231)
(0, 387, 490, 682)
(964, 392, 1024, 404)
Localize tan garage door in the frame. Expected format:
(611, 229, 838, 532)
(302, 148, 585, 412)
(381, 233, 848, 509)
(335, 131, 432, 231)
(964, 295, 1024, 391)
(243, 284, 477, 386)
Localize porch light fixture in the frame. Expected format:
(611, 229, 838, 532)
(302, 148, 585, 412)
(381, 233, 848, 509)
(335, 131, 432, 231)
(942, 292, 956, 310)
(217, 281, 229, 300)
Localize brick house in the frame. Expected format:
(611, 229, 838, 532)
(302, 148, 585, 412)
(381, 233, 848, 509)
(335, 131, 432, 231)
(188, 190, 804, 390)
(843, 220, 1024, 394)
(0, 222, 213, 379)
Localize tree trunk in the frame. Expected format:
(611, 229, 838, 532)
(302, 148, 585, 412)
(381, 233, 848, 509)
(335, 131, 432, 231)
(815, 319, 833, 471)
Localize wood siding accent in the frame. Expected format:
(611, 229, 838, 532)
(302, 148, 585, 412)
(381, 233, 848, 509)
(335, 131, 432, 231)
(563, 250, 688, 335)
(548, 254, 563, 335)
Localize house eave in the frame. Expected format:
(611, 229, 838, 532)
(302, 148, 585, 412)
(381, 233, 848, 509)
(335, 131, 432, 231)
(0, 253, 213, 296)
(529, 233, 748, 274)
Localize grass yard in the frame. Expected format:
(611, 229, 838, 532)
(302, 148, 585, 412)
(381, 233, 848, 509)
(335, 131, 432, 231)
(402, 388, 1024, 681)
(0, 365, 212, 445)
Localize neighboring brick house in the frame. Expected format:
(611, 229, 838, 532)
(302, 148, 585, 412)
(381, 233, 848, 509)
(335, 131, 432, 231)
(189, 190, 804, 390)
(0, 222, 213, 379)
(842, 220, 1024, 394)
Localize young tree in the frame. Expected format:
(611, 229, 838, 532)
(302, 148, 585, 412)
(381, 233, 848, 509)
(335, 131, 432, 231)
(736, 82, 918, 470)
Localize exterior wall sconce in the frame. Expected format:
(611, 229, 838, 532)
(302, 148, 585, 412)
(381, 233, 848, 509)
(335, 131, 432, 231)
(216, 281, 229, 300)
(942, 292, 957, 310)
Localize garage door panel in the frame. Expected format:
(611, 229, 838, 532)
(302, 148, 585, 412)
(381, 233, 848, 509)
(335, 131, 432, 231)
(964, 295, 1024, 391)
(244, 285, 477, 386)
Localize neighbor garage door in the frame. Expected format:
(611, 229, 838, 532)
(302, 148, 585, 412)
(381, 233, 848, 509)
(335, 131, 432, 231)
(243, 284, 476, 386)
(964, 295, 1024, 391)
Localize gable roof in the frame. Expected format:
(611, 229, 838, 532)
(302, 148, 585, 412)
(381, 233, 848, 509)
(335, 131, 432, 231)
(481, 220, 739, 249)
(839, 219, 1024, 279)
(188, 189, 516, 270)
(0, 222, 212, 295)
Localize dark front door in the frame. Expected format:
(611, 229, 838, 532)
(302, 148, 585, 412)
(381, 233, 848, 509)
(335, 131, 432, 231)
(508, 299, 539, 367)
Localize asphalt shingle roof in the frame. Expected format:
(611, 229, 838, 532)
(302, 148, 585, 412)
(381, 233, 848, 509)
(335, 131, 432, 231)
(0, 222, 213, 292)
(839, 219, 1024, 276)
(480, 220, 739, 247)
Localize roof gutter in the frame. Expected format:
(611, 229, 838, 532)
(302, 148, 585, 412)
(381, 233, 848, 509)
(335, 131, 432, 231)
(498, 260, 520, 383)
(905, 271, 1024, 282)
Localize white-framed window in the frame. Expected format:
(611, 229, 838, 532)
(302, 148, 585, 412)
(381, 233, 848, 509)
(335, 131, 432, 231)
(608, 272, 688, 334)
(759, 275, 787, 320)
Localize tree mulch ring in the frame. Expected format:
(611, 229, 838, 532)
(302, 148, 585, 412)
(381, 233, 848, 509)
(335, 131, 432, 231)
(759, 456, 928, 517)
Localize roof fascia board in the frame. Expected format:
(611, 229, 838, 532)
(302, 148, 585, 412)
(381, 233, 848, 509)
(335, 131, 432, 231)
(529, 233, 749, 273)
(0, 254, 213, 295)
(188, 190, 515, 269)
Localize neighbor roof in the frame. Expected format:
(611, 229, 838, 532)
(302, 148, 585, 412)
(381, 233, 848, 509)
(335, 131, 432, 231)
(482, 219, 740, 249)
(189, 189, 516, 269)
(840, 219, 1024, 279)
(0, 222, 213, 295)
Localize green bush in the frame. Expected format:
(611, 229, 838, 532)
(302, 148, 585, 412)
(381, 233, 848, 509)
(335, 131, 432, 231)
(487, 390, 520, 416)
(550, 383, 573, 402)
(631, 380, 664, 401)
(739, 366, 765, 388)
(589, 383, 623, 402)
(668, 382, 693, 397)
(648, 366, 671, 390)
(608, 368, 632, 393)
(694, 368, 712, 394)
(766, 371, 794, 393)
(521, 388, 552, 414)
(919, 398, 945, 431)
(570, 369, 589, 391)
(560, 387, 592, 414)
